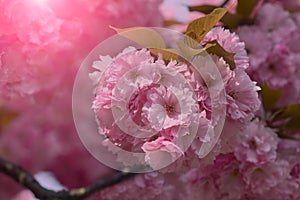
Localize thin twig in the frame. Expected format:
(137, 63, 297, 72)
(0, 157, 135, 200)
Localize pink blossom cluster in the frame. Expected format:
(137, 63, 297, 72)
(0, 0, 163, 198)
(3, 0, 300, 199)
(166, 3, 300, 199)
(87, 3, 300, 199)
(91, 26, 260, 173)
(86, 122, 299, 200)
(0, 0, 162, 104)
(238, 3, 300, 106)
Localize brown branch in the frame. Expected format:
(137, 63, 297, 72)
(0, 157, 135, 200)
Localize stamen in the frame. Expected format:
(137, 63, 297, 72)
(165, 104, 175, 113)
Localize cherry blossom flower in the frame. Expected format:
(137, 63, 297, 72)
(181, 167, 221, 200)
(234, 119, 278, 164)
(225, 69, 261, 121)
(214, 154, 246, 200)
(91, 47, 205, 171)
(201, 27, 249, 70)
(237, 26, 272, 71)
(198, 27, 261, 121)
(241, 160, 291, 195)
(238, 3, 300, 106)
(256, 3, 297, 43)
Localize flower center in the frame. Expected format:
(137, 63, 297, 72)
(165, 104, 175, 113)
(228, 91, 238, 100)
(268, 64, 275, 71)
(249, 139, 257, 149)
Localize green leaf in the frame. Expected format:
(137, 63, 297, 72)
(204, 40, 236, 70)
(188, 5, 218, 14)
(149, 48, 179, 62)
(274, 104, 300, 132)
(221, 13, 244, 30)
(281, 104, 300, 118)
(189, 3, 256, 30)
(110, 26, 166, 49)
(284, 117, 300, 132)
(185, 8, 227, 47)
(163, 20, 182, 27)
(260, 82, 282, 112)
(237, 0, 259, 17)
(177, 41, 215, 59)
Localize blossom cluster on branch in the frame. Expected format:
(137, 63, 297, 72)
(1, 0, 300, 200)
